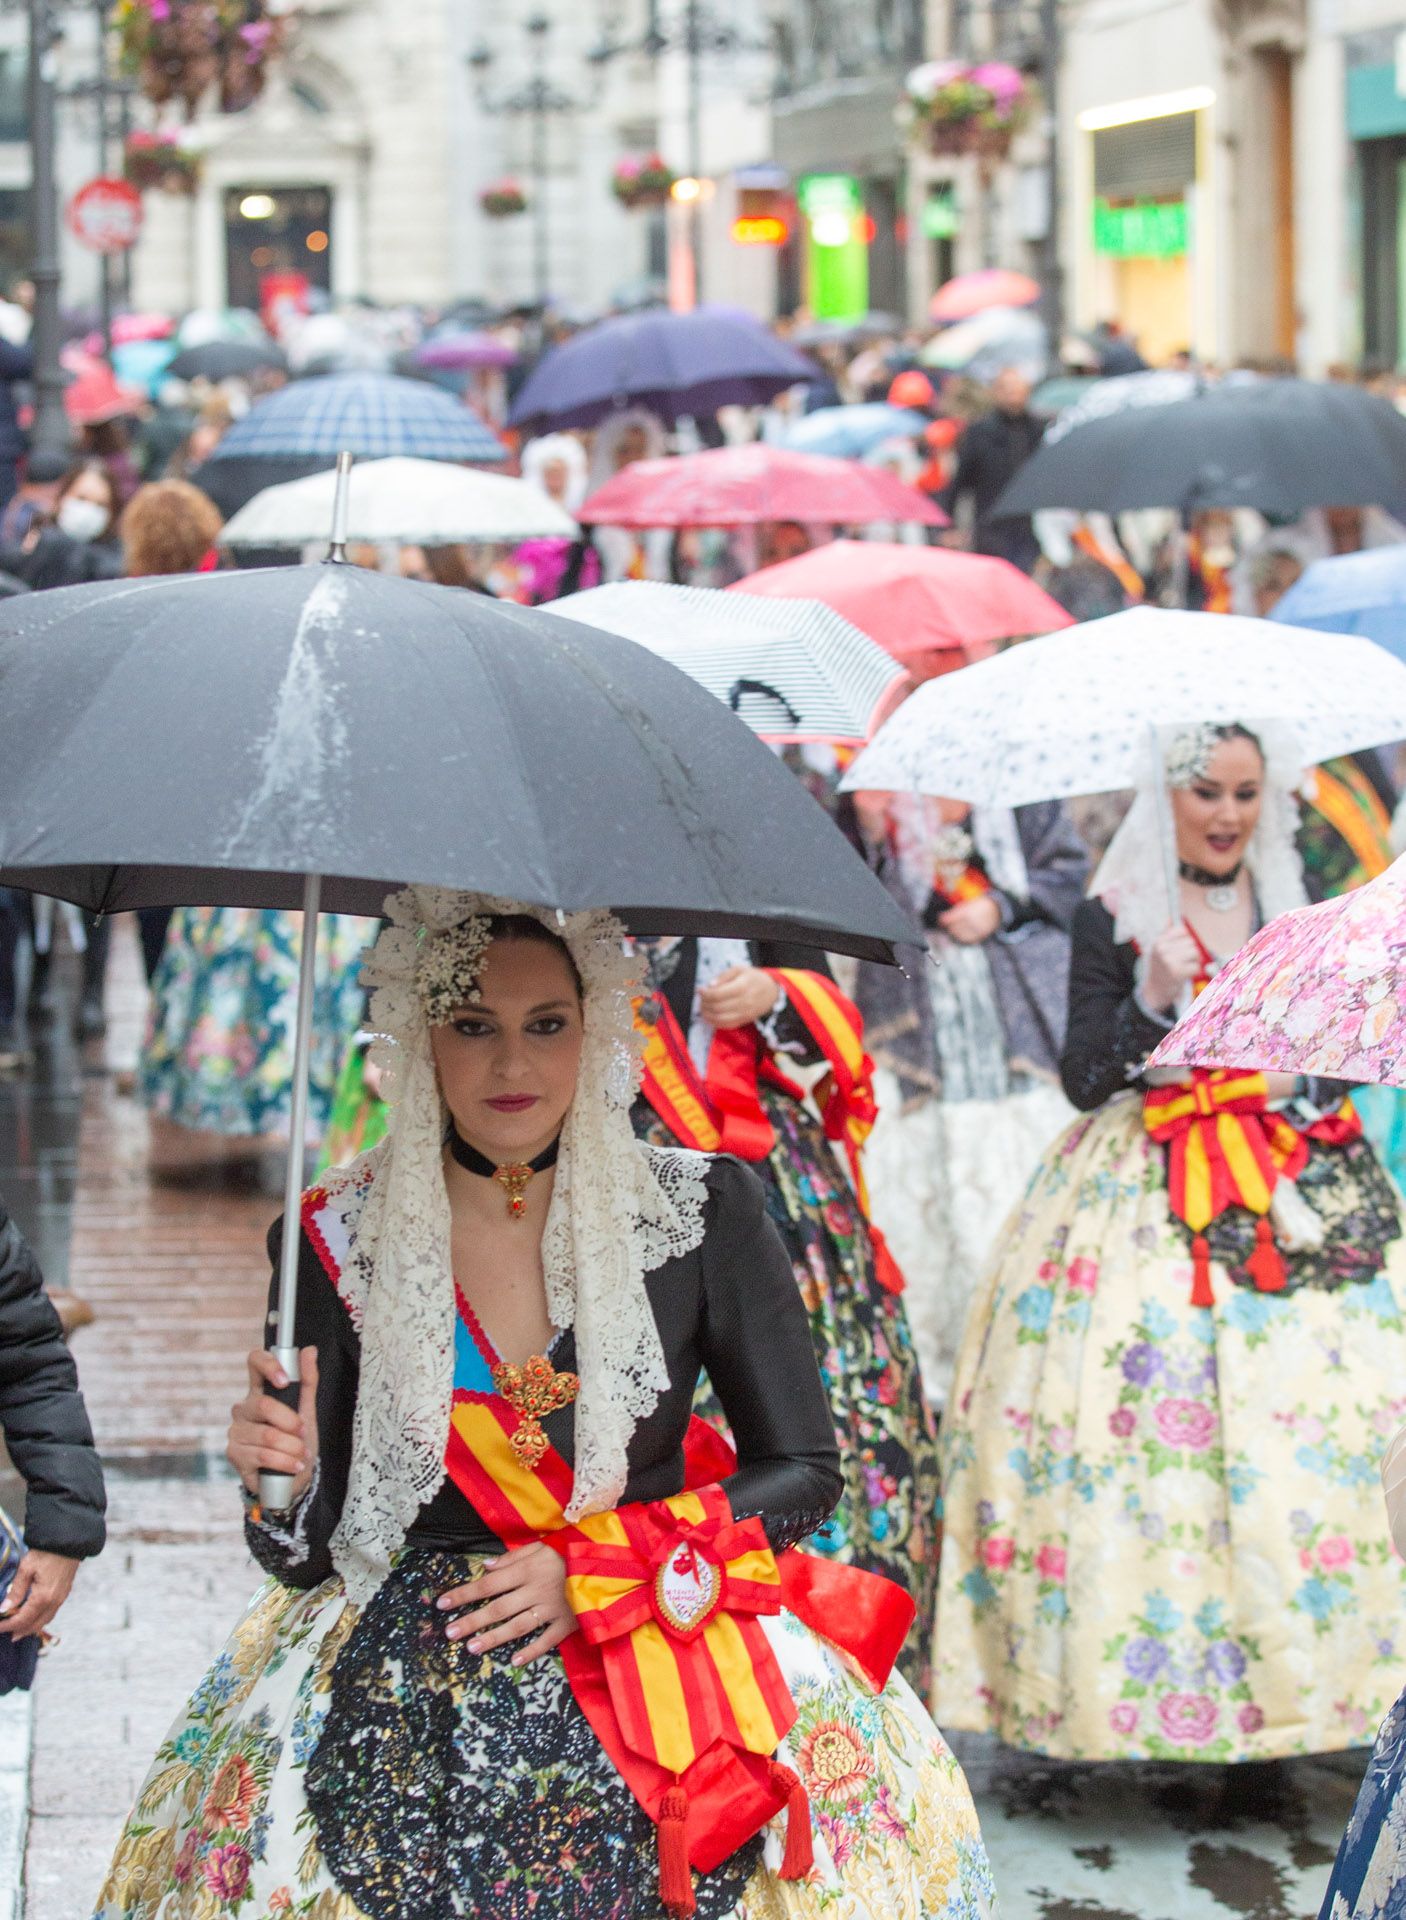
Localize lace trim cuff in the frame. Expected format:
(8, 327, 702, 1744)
(245, 1460, 320, 1570)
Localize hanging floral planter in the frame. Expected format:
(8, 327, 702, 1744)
(611, 153, 676, 210)
(123, 128, 202, 193)
(111, 0, 290, 118)
(902, 60, 1031, 163)
(480, 178, 528, 219)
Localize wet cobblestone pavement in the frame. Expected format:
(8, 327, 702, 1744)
(0, 917, 1374, 1917)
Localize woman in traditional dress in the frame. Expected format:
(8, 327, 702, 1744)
(140, 908, 369, 1164)
(97, 892, 995, 1920)
(630, 935, 940, 1695)
(936, 724, 1406, 1762)
(850, 793, 1087, 1412)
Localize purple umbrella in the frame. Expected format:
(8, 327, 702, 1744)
(508, 305, 815, 432)
(416, 328, 519, 372)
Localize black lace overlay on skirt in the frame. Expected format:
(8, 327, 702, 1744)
(304, 1549, 763, 1920)
(1187, 1134, 1404, 1295)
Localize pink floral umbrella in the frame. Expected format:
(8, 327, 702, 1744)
(1150, 855, 1406, 1085)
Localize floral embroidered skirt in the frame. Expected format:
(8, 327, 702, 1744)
(140, 909, 371, 1143)
(638, 1091, 942, 1697)
(1319, 1684, 1406, 1920)
(93, 1551, 996, 1920)
(936, 1095, 1406, 1762)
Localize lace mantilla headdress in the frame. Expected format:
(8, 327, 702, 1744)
(323, 886, 709, 1605)
(1092, 721, 1308, 975)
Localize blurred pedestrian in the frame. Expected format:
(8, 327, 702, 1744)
(941, 366, 1045, 573)
(0, 890, 26, 1071)
(4, 460, 123, 592)
(0, 335, 32, 514)
(0, 449, 69, 547)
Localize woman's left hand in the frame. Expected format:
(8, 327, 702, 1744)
(437, 1541, 576, 1667)
(697, 965, 781, 1031)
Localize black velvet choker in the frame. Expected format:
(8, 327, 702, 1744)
(1178, 857, 1243, 888)
(447, 1124, 560, 1220)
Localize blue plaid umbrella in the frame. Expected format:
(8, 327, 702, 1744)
(208, 373, 507, 464)
(195, 373, 508, 517)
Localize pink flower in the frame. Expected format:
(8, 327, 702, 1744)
(1109, 1407, 1137, 1438)
(203, 1844, 251, 1901)
(982, 1537, 1016, 1570)
(1158, 1693, 1219, 1748)
(172, 1831, 198, 1885)
(1152, 1398, 1217, 1453)
(1109, 1703, 1138, 1736)
(1237, 1704, 1265, 1735)
(1037, 1260, 1060, 1282)
(1066, 1257, 1098, 1294)
(1317, 1536, 1355, 1570)
(1034, 1544, 1067, 1582)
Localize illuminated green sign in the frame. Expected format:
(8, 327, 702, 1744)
(798, 173, 868, 321)
(1093, 198, 1189, 258)
(923, 188, 958, 239)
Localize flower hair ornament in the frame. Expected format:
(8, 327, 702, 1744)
(322, 886, 709, 1606)
(1162, 723, 1226, 789)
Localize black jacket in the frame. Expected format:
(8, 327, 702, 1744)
(0, 1202, 106, 1557)
(942, 407, 1045, 569)
(1059, 897, 1171, 1111)
(250, 1155, 842, 1589)
(0, 342, 31, 463)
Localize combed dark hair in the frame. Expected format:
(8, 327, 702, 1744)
(479, 913, 584, 999)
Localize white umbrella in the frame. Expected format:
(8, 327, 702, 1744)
(220, 456, 578, 549)
(842, 606, 1406, 806)
(551, 580, 912, 744)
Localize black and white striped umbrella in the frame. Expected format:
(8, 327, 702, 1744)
(550, 581, 911, 745)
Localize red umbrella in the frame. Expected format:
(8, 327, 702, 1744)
(577, 444, 947, 530)
(730, 539, 1072, 668)
(64, 363, 145, 426)
(929, 269, 1040, 324)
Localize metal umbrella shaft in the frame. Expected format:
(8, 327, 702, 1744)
(259, 868, 323, 1514)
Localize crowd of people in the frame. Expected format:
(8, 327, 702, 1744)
(0, 279, 1404, 1918)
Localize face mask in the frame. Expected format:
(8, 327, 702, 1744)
(56, 496, 110, 543)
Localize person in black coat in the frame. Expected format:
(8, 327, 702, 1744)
(0, 338, 32, 514)
(942, 366, 1046, 573)
(0, 1199, 105, 1638)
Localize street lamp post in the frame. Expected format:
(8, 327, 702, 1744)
(468, 14, 586, 310)
(590, 1, 772, 308)
(26, 0, 67, 461)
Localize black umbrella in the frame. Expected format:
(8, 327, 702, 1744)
(994, 378, 1406, 518)
(0, 552, 914, 1504)
(167, 340, 289, 383)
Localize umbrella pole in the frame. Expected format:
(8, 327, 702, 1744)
(259, 869, 323, 1515)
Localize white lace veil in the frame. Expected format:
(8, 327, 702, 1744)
(322, 886, 709, 1605)
(1091, 722, 1308, 985)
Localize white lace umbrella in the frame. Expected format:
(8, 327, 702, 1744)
(219, 456, 577, 549)
(842, 606, 1406, 805)
(551, 581, 912, 744)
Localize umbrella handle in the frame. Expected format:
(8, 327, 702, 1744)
(259, 871, 323, 1517)
(728, 676, 801, 728)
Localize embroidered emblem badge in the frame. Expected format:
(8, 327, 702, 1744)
(652, 1539, 724, 1640)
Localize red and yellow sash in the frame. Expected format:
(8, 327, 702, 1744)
(636, 970, 905, 1293)
(444, 1389, 913, 1912)
(1144, 1068, 1361, 1307)
(932, 862, 992, 909)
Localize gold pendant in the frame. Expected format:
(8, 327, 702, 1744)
(492, 1353, 580, 1467)
(493, 1163, 535, 1219)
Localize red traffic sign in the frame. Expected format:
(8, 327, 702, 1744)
(67, 177, 144, 255)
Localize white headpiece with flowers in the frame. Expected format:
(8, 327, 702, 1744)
(1091, 721, 1308, 979)
(323, 885, 709, 1605)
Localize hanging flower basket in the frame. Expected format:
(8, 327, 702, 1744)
(123, 128, 202, 193)
(902, 60, 1031, 162)
(612, 153, 676, 210)
(111, 0, 290, 118)
(480, 178, 528, 219)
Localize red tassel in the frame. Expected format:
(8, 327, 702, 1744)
(657, 1785, 695, 1917)
(1246, 1215, 1287, 1293)
(1189, 1234, 1215, 1309)
(868, 1225, 906, 1296)
(770, 1760, 814, 1881)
